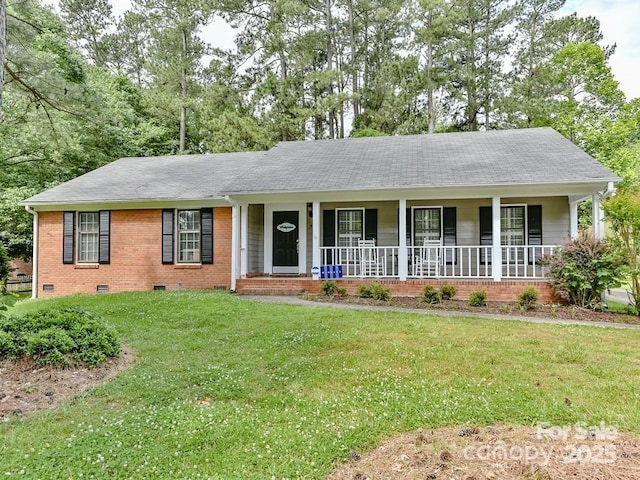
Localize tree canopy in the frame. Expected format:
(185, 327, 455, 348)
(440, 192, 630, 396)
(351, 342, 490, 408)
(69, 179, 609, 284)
(1, 0, 639, 257)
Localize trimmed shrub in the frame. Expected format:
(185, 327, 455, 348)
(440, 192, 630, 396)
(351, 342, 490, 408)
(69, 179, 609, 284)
(359, 282, 391, 301)
(322, 280, 347, 298)
(540, 236, 625, 309)
(468, 289, 487, 307)
(321, 280, 337, 296)
(422, 285, 441, 305)
(517, 287, 538, 311)
(440, 285, 458, 300)
(0, 308, 120, 367)
(358, 284, 373, 298)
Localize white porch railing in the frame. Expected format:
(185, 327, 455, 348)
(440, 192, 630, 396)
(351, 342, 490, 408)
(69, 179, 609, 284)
(319, 245, 558, 279)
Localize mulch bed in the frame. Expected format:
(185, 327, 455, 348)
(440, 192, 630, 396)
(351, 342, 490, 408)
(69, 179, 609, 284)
(307, 295, 640, 325)
(326, 425, 640, 480)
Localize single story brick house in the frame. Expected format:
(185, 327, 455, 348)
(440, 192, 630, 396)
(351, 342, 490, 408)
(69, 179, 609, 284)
(22, 127, 619, 301)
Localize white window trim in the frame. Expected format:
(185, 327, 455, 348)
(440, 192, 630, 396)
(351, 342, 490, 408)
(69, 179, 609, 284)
(176, 209, 201, 264)
(411, 206, 443, 245)
(335, 207, 365, 246)
(500, 204, 528, 246)
(77, 211, 99, 264)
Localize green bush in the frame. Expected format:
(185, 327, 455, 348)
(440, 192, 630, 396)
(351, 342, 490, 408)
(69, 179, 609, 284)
(358, 284, 372, 298)
(468, 289, 487, 307)
(0, 308, 120, 367)
(517, 286, 538, 311)
(359, 282, 391, 301)
(540, 236, 625, 309)
(440, 285, 458, 300)
(321, 280, 337, 296)
(322, 280, 346, 297)
(422, 285, 441, 304)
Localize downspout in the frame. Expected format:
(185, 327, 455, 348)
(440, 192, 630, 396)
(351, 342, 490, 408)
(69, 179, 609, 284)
(223, 195, 239, 292)
(601, 181, 616, 200)
(24, 206, 38, 299)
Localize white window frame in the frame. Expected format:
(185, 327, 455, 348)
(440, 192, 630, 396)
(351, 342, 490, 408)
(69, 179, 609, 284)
(335, 208, 365, 247)
(77, 212, 99, 263)
(501, 204, 527, 263)
(177, 209, 201, 264)
(412, 206, 443, 246)
(335, 208, 365, 264)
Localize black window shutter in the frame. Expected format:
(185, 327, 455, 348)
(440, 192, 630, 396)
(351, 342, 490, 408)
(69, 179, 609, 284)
(365, 209, 377, 242)
(479, 206, 492, 264)
(323, 210, 335, 246)
(443, 207, 457, 264)
(162, 209, 174, 264)
(322, 209, 335, 264)
(99, 210, 110, 264)
(406, 208, 412, 246)
(527, 205, 542, 265)
(63, 211, 75, 264)
(201, 208, 214, 264)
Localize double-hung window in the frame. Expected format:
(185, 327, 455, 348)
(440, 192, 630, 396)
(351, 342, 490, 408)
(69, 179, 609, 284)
(413, 207, 442, 245)
(63, 211, 110, 265)
(78, 212, 99, 263)
(336, 209, 363, 263)
(162, 208, 213, 265)
(177, 210, 201, 263)
(501, 205, 525, 263)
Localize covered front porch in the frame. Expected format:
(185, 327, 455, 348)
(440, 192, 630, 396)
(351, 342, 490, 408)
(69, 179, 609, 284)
(228, 185, 611, 292)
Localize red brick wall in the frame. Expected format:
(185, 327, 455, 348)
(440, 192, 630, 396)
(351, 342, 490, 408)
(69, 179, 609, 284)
(9, 258, 33, 277)
(37, 208, 232, 297)
(237, 277, 557, 303)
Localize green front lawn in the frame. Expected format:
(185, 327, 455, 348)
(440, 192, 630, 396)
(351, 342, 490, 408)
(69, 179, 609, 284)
(3, 291, 640, 479)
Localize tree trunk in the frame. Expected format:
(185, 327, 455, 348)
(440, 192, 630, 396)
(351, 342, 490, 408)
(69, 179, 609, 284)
(347, 0, 359, 120)
(425, 10, 435, 134)
(0, 0, 6, 112)
(325, 0, 335, 139)
(179, 28, 187, 154)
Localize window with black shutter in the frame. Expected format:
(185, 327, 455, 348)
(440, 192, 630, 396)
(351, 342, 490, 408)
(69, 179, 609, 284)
(479, 205, 542, 264)
(163, 208, 214, 265)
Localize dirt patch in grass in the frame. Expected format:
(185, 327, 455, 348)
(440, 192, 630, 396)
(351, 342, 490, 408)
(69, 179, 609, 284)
(308, 295, 640, 325)
(327, 425, 640, 480)
(0, 345, 135, 421)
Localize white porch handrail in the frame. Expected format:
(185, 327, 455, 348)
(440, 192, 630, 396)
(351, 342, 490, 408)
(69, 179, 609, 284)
(319, 245, 558, 279)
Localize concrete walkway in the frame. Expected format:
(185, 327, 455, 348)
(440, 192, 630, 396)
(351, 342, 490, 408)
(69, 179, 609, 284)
(247, 295, 640, 330)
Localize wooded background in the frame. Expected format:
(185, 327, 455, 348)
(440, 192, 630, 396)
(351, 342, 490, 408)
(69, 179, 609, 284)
(1, 0, 639, 259)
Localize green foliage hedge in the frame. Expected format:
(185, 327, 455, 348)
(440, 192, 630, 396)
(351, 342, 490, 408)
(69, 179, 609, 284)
(0, 308, 120, 367)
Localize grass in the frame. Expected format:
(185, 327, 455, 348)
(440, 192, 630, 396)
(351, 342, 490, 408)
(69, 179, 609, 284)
(2, 290, 640, 479)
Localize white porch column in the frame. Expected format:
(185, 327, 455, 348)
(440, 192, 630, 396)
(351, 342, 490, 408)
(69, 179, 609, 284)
(312, 201, 321, 279)
(492, 196, 502, 282)
(398, 199, 408, 281)
(569, 200, 579, 239)
(230, 203, 240, 291)
(592, 193, 604, 239)
(240, 204, 249, 278)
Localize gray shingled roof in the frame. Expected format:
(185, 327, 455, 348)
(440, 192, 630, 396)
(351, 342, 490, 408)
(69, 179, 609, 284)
(222, 127, 619, 194)
(23, 128, 618, 205)
(24, 151, 266, 204)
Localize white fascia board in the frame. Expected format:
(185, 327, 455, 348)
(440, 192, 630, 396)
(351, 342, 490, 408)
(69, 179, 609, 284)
(23, 198, 231, 212)
(225, 180, 617, 204)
